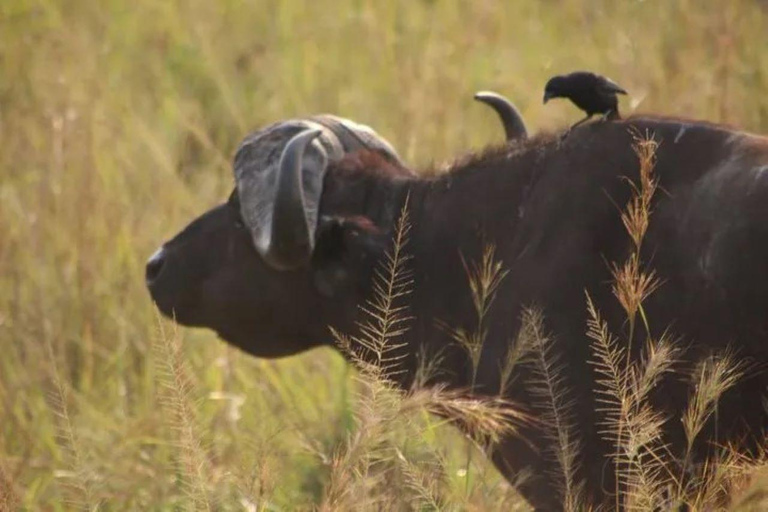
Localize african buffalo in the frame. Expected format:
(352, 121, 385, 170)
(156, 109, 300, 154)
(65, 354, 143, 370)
(147, 114, 768, 509)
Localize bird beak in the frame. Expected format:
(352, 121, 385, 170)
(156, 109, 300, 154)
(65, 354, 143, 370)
(543, 91, 553, 104)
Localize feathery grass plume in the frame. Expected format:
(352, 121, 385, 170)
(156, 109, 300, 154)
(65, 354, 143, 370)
(393, 447, 445, 511)
(499, 311, 537, 397)
(319, 398, 390, 511)
(436, 243, 510, 494)
(632, 332, 680, 406)
(230, 434, 280, 512)
(45, 340, 95, 510)
(439, 244, 509, 389)
(611, 131, 661, 342)
(402, 386, 525, 445)
(411, 343, 446, 390)
(589, 131, 763, 510)
(326, 201, 526, 510)
(319, 367, 526, 510)
(596, 132, 667, 509)
(346, 197, 414, 381)
(685, 443, 767, 510)
(610, 254, 661, 335)
(463, 244, 510, 327)
(589, 300, 674, 508)
(622, 133, 659, 252)
(323, 199, 416, 510)
(620, 333, 680, 503)
(0, 452, 20, 512)
(676, 351, 748, 503)
(436, 319, 484, 386)
(525, 307, 583, 511)
(682, 352, 746, 457)
(587, 290, 644, 505)
(586, 292, 629, 433)
(727, 453, 768, 510)
(153, 311, 212, 511)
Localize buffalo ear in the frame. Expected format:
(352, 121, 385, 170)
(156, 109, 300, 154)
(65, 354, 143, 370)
(312, 215, 386, 297)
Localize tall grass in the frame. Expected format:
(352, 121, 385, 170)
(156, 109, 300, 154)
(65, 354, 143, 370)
(325, 202, 525, 510)
(2, 0, 768, 509)
(581, 136, 767, 510)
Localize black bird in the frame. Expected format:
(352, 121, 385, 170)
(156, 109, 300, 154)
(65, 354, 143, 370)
(543, 71, 628, 130)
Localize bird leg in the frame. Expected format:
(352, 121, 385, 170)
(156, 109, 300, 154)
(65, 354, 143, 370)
(561, 114, 593, 140)
(570, 114, 593, 130)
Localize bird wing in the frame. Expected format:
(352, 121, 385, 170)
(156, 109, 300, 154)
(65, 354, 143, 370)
(599, 76, 628, 95)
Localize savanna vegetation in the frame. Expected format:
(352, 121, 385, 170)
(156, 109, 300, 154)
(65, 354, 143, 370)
(2, 0, 768, 510)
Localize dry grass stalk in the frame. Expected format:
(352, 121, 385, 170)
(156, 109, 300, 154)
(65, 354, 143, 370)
(323, 200, 417, 510)
(440, 244, 509, 388)
(592, 281, 758, 509)
(498, 320, 536, 397)
(611, 133, 662, 338)
(411, 343, 446, 390)
(0, 453, 20, 512)
(525, 307, 583, 511)
(589, 133, 765, 510)
(686, 445, 764, 510)
(590, 134, 673, 509)
(682, 352, 746, 456)
(393, 448, 445, 511)
(348, 197, 414, 381)
(611, 254, 661, 329)
(326, 203, 525, 510)
(462, 244, 510, 328)
(602, 133, 664, 509)
(154, 313, 213, 511)
(45, 340, 96, 510)
(404, 386, 524, 445)
(437, 243, 512, 496)
(676, 352, 748, 504)
(725, 455, 768, 510)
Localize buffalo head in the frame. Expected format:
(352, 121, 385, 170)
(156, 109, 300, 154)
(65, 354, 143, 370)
(146, 116, 404, 357)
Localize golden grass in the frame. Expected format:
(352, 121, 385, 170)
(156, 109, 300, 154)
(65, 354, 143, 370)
(526, 308, 584, 511)
(326, 201, 525, 510)
(2, 0, 768, 509)
(154, 314, 214, 511)
(583, 137, 768, 510)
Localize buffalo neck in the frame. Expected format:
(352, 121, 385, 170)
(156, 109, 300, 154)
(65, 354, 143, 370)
(319, 145, 543, 389)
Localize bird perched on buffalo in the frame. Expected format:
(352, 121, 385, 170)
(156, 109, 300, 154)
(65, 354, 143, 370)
(543, 71, 628, 131)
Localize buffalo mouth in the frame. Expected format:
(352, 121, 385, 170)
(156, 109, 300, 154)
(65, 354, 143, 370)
(148, 287, 202, 328)
(145, 247, 204, 327)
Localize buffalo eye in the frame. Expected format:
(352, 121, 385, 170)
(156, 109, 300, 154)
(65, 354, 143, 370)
(227, 189, 246, 230)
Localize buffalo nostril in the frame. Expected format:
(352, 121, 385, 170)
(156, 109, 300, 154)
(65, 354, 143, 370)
(146, 248, 167, 284)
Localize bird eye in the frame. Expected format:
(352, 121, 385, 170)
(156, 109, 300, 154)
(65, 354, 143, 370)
(234, 217, 246, 230)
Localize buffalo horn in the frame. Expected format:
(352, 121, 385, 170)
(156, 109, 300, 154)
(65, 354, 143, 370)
(264, 129, 326, 270)
(474, 91, 528, 141)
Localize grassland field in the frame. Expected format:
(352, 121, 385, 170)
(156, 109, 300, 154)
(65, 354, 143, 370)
(1, 0, 768, 510)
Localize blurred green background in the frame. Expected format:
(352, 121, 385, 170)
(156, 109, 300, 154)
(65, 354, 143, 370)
(1, 0, 767, 509)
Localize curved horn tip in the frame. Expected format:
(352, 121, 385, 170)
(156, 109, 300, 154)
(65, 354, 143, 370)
(281, 128, 326, 172)
(474, 90, 506, 102)
(286, 128, 323, 150)
(473, 90, 528, 142)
